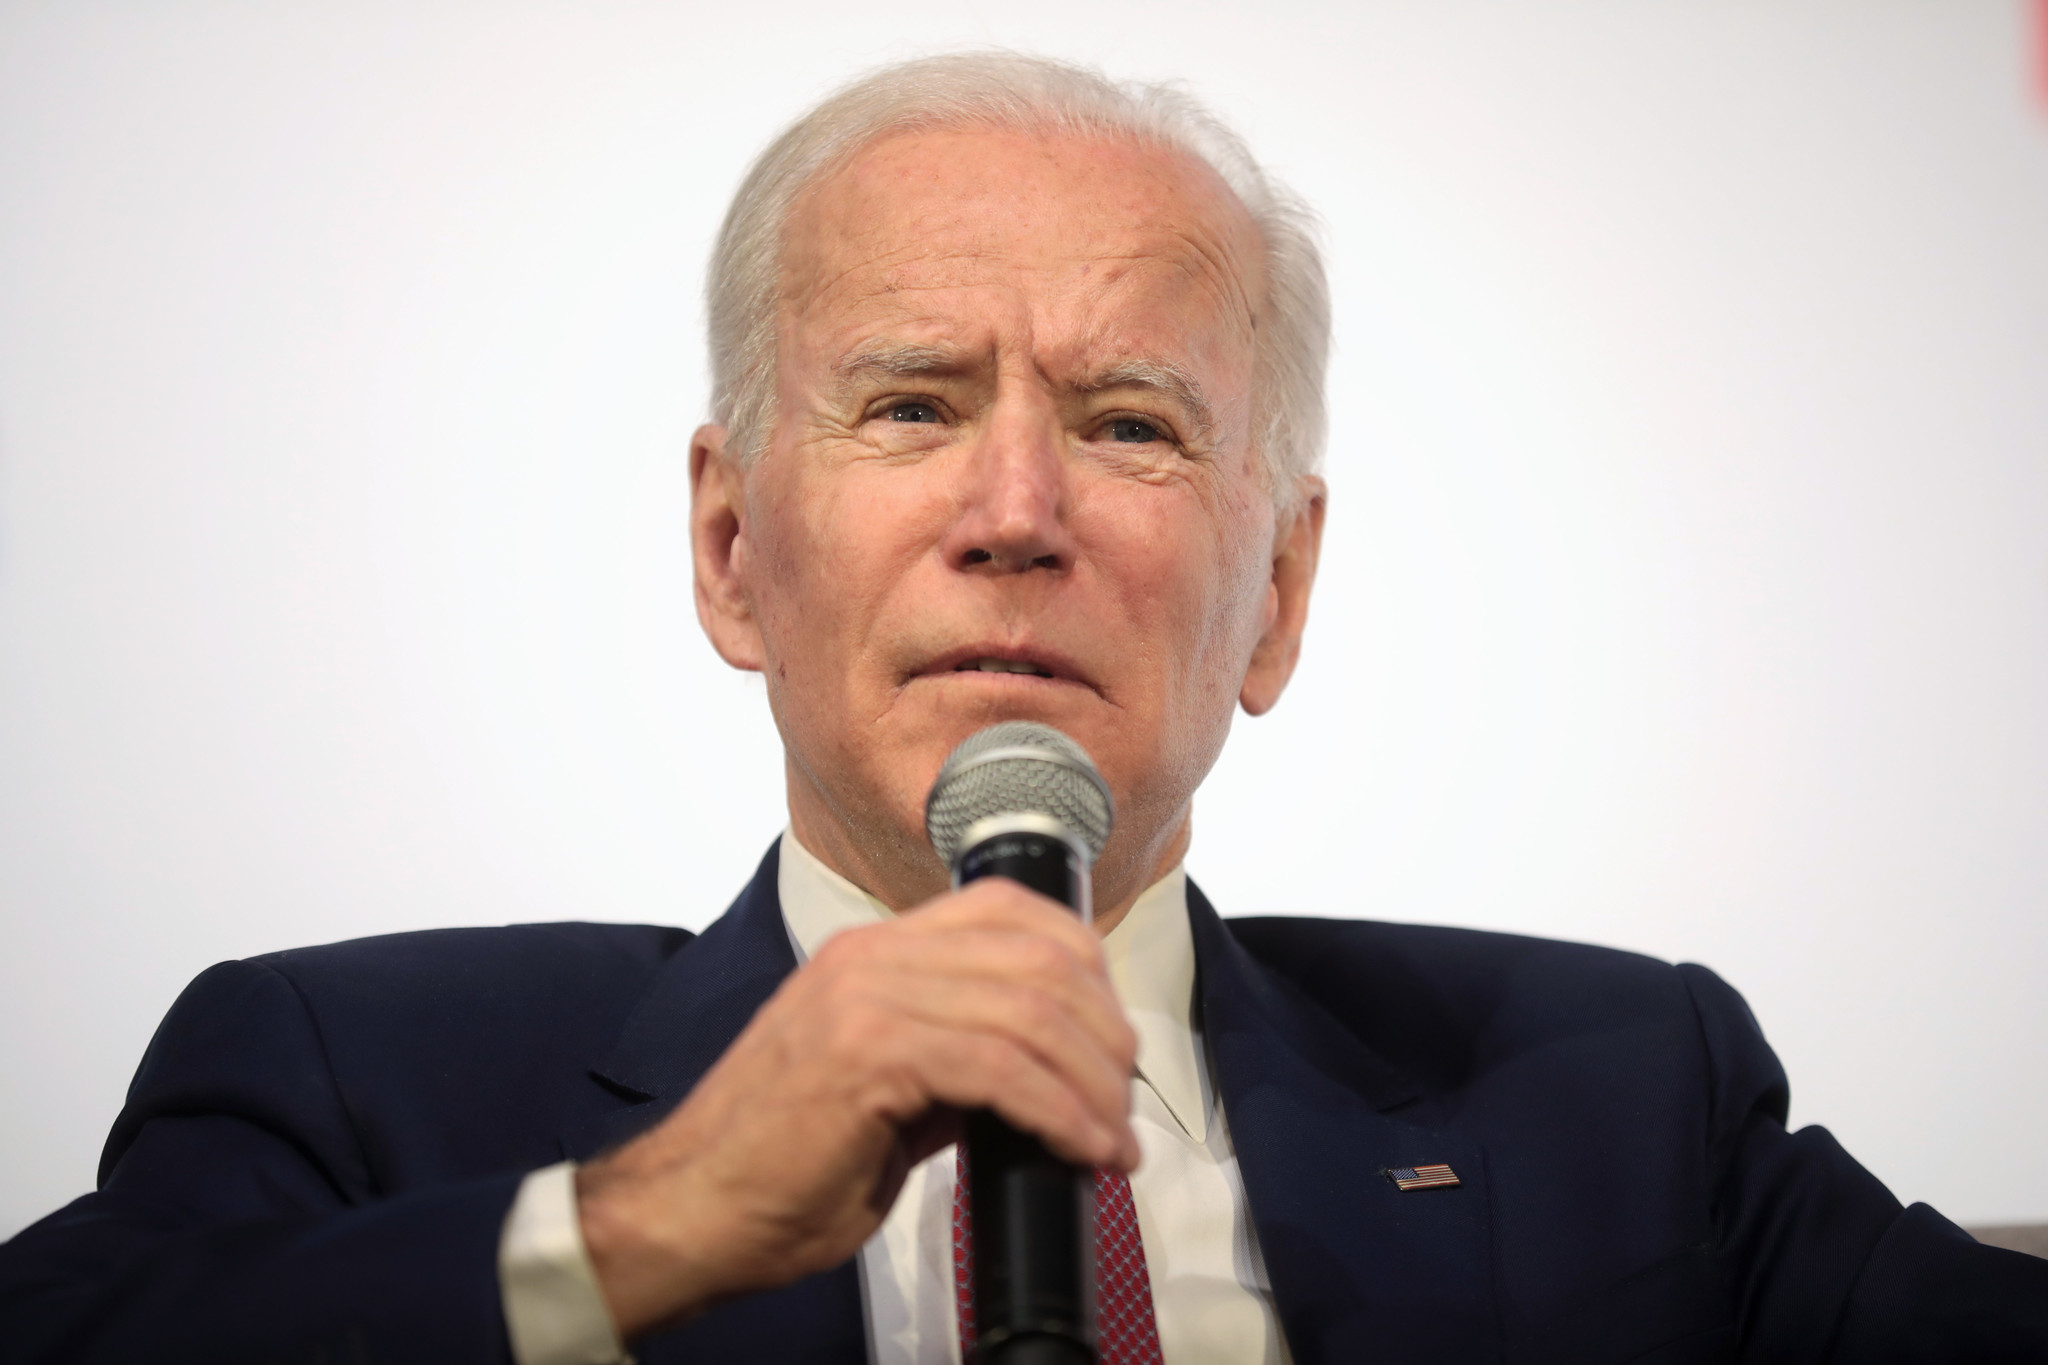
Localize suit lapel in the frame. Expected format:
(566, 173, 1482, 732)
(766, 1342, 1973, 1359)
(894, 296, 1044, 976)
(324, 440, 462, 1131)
(1190, 884, 1500, 1363)
(565, 840, 868, 1365)
(559, 850, 1498, 1363)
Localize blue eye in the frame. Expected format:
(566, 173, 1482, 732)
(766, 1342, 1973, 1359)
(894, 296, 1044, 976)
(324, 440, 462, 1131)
(888, 402, 941, 424)
(1109, 419, 1162, 443)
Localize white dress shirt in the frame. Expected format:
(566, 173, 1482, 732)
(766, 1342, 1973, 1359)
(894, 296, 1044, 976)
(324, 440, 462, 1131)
(499, 833, 1290, 1365)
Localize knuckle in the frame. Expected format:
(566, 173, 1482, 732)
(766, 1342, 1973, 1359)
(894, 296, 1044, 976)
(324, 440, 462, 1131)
(1075, 935, 1108, 972)
(976, 1036, 1027, 1087)
(809, 963, 862, 1013)
(818, 991, 886, 1060)
(1016, 936, 1075, 979)
(818, 925, 882, 968)
(819, 1011, 866, 1065)
(809, 938, 854, 977)
(1015, 988, 1062, 1035)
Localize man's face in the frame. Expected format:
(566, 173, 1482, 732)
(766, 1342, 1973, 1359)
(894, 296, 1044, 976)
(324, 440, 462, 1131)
(693, 124, 1320, 910)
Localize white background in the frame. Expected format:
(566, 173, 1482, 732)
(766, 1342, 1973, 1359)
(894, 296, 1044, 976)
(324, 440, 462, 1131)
(2, 1, 2044, 1238)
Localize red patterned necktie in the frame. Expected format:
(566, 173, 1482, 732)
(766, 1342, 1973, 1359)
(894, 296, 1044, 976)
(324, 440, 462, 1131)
(953, 1146, 1164, 1364)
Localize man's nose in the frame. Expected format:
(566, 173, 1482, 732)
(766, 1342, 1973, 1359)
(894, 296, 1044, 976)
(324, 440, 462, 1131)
(941, 404, 1077, 575)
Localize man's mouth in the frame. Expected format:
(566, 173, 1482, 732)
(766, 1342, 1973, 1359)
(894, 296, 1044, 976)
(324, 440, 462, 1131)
(912, 645, 1091, 691)
(953, 657, 1057, 678)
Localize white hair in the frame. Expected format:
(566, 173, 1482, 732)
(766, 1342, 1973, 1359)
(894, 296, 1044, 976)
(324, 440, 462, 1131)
(706, 51, 1330, 509)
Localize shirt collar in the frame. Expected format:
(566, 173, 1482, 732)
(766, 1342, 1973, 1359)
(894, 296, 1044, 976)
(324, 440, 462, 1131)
(775, 829, 1208, 1143)
(1098, 863, 1206, 1142)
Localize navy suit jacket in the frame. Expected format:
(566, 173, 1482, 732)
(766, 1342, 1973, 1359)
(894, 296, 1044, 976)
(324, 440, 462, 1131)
(3, 841, 2044, 1363)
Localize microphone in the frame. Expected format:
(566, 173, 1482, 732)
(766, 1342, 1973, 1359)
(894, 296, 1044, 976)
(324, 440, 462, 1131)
(925, 721, 1116, 1365)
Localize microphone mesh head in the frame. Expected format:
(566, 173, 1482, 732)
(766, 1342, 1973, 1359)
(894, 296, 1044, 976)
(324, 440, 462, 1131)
(924, 721, 1114, 868)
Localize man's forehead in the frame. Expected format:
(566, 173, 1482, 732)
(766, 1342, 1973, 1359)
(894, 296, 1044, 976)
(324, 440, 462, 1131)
(781, 124, 1265, 327)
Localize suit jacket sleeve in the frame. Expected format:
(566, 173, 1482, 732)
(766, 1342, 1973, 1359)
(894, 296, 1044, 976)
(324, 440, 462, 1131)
(0, 958, 522, 1365)
(1681, 963, 2048, 1362)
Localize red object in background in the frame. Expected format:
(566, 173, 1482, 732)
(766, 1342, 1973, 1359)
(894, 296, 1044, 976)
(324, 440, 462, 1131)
(2039, 0, 2048, 105)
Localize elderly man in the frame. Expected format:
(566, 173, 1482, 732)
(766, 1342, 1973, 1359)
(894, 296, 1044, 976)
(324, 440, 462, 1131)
(2, 51, 2043, 1365)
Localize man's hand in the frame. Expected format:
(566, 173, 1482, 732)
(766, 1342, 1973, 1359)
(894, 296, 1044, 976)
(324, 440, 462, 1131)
(572, 877, 1141, 1340)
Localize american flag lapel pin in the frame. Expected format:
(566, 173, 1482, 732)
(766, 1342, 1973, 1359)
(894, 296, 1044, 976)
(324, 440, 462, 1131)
(1386, 1163, 1461, 1191)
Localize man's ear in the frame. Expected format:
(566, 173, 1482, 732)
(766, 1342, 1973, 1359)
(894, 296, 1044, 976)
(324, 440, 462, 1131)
(1239, 476, 1326, 717)
(690, 424, 767, 673)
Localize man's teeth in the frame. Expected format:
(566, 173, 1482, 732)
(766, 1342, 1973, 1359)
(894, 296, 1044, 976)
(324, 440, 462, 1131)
(956, 657, 1053, 677)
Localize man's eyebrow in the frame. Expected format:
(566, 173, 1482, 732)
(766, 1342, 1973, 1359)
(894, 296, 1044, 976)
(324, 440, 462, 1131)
(1074, 359, 1216, 440)
(831, 340, 972, 389)
(830, 344, 1218, 439)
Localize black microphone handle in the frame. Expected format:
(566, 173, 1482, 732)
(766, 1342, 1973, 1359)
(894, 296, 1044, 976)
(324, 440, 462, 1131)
(956, 828, 1097, 1365)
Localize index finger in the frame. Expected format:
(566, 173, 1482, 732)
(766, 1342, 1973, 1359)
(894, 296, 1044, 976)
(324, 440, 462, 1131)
(905, 876, 1109, 972)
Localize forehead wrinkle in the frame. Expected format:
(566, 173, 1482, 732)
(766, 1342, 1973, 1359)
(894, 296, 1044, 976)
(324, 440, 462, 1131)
(781, 202, 1005, 329)
(1166, 221, 1261, 327)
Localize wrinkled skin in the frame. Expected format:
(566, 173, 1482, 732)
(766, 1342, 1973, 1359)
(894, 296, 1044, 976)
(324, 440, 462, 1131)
(578, 124, 1324, 1339)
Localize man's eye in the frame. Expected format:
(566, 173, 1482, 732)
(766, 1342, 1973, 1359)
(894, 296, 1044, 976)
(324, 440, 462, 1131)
(886, 402, 942, 424)
(1108, 418, 1163, 444)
